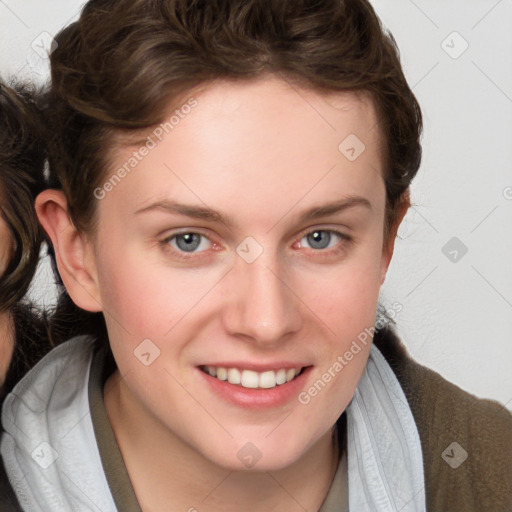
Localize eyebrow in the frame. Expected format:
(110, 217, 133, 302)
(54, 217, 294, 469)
(134, 195, 372, 228)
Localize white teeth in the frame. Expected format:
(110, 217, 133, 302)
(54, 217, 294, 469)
(227, 368, 241, 385)
(241, 370, 259, 388)
(202, 365, 303, 389)
(259, 370, 277, 389)
(286, 369, 296, 383)
(275, 368, 287, 385)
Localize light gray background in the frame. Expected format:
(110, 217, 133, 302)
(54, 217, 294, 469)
(1, 0, 511, 409)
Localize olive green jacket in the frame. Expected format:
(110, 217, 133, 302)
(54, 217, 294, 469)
(374, 326, 512, 511)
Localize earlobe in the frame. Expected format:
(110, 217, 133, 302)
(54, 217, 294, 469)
(35, 190, 102, 312)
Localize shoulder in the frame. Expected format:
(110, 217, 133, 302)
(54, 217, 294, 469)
(374, 326, 512, 512)
(0, 302, 52, 402)
(2, 335, 95, 431)
(0, 336, 103, 511)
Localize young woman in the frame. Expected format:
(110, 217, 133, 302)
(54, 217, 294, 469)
(0, 82, 55, 510)
(1, 1, 511, 511)
(0, 82, 53, 399)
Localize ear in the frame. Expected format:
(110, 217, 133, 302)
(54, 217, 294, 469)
(35, 189, 102, 312)
(380, 190, 410, 285)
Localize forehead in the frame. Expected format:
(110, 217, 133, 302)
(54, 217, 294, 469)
(102, 76, 385, 222)
(176, 76, 381, 152)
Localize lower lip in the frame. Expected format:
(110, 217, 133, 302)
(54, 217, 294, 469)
(197, 366, 313, 410)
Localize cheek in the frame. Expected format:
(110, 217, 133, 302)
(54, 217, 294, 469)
(94, 241, 219, 351)
(308, 242, 384, 330)
(298, 245, 382, 410)
(96, 251, 172, 339)
(297, 269, 379, 438)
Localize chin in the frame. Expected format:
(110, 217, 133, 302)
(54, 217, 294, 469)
(197, 434, 311, 473)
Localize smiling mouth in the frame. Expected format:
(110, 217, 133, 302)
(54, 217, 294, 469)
(199, 365, 307, 390)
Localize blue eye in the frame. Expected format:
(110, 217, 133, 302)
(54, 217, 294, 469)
(164, 232, 212, 255)
(299, 230, 345, 251)
(174, 233, 203, 252)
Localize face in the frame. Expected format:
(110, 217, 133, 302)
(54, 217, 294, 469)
(87, 77, 393, 470)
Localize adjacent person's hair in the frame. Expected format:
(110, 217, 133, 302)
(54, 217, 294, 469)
(0, 82, 45, 311)
(43, 0, 422, 344)
(0, 82, 54, 402)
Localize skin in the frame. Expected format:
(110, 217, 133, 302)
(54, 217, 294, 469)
(37, 76, 408, 511)
(0, 312, 14, 388)
(0, 209, 14, 386)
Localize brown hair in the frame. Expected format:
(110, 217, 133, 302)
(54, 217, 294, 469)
(0, 82, 56, 402)
(45, 0, 422, 235)
(43, 0, 422, 343)
(0, 82, 45, 311)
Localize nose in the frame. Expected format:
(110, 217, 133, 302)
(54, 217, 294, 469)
(222, 249, 302, 347)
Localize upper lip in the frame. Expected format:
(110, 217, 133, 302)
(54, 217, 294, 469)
(199, 362, 311, 372)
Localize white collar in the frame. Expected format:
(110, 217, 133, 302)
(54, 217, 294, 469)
(346, 342, 426, 511)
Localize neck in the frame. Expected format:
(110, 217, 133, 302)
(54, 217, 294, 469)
(105, 370, 340, 512)
(0, 309, 14, 386)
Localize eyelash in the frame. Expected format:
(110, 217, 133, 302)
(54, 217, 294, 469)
(158, 228, 353, 262)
